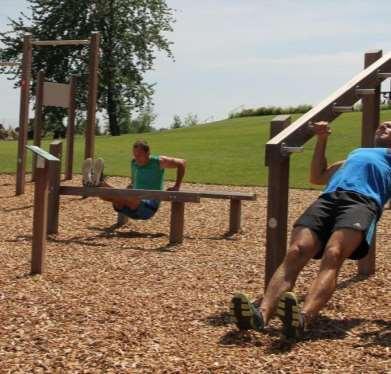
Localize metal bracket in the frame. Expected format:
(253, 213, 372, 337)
(281, 143, 304, 156)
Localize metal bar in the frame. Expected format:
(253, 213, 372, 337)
(85, 32, 100, 159)
(32, 39, 90, 46)
(377, 72, 391, 79)
(332, 105, 354, 113)
(355, 88, 376, 96)
(16, 34, 32, 195)
(281, 144, 304, 155)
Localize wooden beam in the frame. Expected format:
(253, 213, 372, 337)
(65, 76, 77, 180)
(170, 202, 185, 244)
(85, 32, 100, 159)
(32, 39, 90, 46)
(358, 50, 382, 276)
(229, 199, 241, 233)
(266, 52, 391, 149)
(31, 70, 45, 182)
(47, 141, 62, 235)
(265, 116, 291, 289)
(16, 34, 32, 195)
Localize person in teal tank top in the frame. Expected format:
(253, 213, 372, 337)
(230, 121, 391, 341)
(82, 140, 186, 220)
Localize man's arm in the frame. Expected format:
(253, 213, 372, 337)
(310, 121, 344, 185)
(159, 156, 186, 191)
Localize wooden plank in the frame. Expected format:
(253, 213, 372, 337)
(59, 186, 201, 202)
(26, 145, 60, 162)
(47, 141, 62, 235)
(31, 160, 49, 274)
(32, 39, 90, 46)
(58, 186, 255, 201)
(265, 115, 291, 290)
(266, 52, 391, 148)
(229, 199, 241, 233)
(65, 76, 77, 180)
(43, 82, 71, 108)
(358, 50, 382, 276)
(32, 70, 45, 182)
(16, 34, 32, 196)
(170, 202, 185, 244)
(85, 32, 100, 159)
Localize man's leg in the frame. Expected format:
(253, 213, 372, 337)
(301, 228, 363, 323)
(258, 226, 322, 325)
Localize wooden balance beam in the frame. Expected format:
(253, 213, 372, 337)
(55, 186, 256, 244)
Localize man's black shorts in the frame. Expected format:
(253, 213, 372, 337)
(293, 190, 380, 260)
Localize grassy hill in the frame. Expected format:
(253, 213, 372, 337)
(1, 110, 391, 188)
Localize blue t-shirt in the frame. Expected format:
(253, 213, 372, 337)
(323, 148, 391, 209)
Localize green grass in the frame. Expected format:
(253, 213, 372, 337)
(2, 110, 391, 188)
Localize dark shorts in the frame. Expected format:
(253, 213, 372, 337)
(114, 199, 160, 220)
(293, 191, 380, 260)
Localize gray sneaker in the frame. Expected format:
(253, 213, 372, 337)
(92, 158, 105, 186)
(82, 158, 94, 186)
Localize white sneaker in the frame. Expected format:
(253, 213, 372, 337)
(92, 158, 105, 186)
(82, 158, 94, 186)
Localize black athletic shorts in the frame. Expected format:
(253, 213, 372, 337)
(293, 190, 381, 260)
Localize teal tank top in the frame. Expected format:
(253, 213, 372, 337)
(131, 155, 164, 190)
(323, 148, 391, 209)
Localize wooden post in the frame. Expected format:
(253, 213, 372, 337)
(65, 76, 77, 180)
(169, 202, 185, 244)
(264, 115, 291, 290)
(16, 34, 33, 195)
(229, 199, 241, 233)
(358, 50, 382, 276)
(32, 70, 45, 182)
(31, 156, 50, 274)
(47, 141, 62, 235)
(85, 32, 100, 160)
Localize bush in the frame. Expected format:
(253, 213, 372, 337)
(229, 104, 313, 119)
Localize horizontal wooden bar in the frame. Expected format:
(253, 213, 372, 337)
(60, 186, 201, 202)
(267, 52, 391, 148)
(32, 39, 90, 46)
(59, 186, 256, 202)
(0, 61, 19, 66)
(26, 145, 60, 162)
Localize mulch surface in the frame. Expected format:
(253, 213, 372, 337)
(0, 174, 389, 373)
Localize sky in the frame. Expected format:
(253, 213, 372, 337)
(2, 0, 391, 128)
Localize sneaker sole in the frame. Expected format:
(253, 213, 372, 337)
(229, 293, 263, 331)
(277, 291, 302, 339)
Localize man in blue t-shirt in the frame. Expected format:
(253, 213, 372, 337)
(230, 121, 391, 339)
(82, 140, 186, 220)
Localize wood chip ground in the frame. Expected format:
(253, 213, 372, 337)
(0, 174, 389, 373)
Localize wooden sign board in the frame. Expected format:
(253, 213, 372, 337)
(43, 82, 70, 108)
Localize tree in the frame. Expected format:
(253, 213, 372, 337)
(0, 0, 174, 135)
(170, 114, 182, 129)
